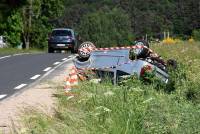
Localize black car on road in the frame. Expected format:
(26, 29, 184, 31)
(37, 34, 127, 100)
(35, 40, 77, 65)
(48, 28, 78, 53)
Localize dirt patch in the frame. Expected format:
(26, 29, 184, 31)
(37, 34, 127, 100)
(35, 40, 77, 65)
(0, 62, 73, 134)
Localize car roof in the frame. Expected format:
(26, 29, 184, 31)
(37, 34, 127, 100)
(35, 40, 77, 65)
(53, 28, 73, 31)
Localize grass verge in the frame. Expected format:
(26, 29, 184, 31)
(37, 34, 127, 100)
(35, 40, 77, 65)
(0, 48, 44, 55)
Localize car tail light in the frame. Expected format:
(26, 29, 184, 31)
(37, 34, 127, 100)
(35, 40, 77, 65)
(140, 65, 153, 77)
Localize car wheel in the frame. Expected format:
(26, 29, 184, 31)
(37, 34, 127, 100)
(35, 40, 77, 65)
(70, 47, 76, 54)
(48, 47, 54, 53)
(134, 40, 150, 58)
(70, 45, 77, 54)
(135, 40, 149, 48)
(78, 41, 96, 59)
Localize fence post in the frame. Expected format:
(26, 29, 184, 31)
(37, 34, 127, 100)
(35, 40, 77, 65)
(164, 31, 166, 39)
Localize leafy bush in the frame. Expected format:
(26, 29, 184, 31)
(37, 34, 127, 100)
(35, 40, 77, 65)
(4, 11, 23, 47)
(162, 37, 182, 45)
(192, 29, 200, 41)
(30, 16, 52, 49)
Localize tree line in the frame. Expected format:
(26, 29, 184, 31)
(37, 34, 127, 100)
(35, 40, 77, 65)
(0, 0, 199, 48)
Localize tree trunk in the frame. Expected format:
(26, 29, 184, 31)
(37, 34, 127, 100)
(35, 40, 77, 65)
(22, 0, 32, 49)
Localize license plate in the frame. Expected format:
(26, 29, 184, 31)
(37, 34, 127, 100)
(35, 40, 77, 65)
(57, 44, 65, 47)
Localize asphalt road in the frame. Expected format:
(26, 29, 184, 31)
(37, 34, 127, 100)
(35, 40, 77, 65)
(0, 53, 72, 100)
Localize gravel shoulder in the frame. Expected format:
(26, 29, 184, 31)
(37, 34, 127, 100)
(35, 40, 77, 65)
(0, 60, 73, 134)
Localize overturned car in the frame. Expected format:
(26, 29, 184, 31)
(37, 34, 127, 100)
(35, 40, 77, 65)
(73, 41, 176, 84)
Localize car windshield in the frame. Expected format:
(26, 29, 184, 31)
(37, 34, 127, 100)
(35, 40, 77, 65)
(52, 30, 72, 36)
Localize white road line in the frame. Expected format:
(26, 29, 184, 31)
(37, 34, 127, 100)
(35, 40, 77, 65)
(14, 84, 27, 90)
(68, 55, 73, 58)
(0, 55, 11, 60)
(0, 94, 7, 99)
(43, 67, 52, 72)
(42, 56, 75, 78)
(62, 58, 68, 61)
(53, 62, 61, 65)
(30, 74, 41, 80)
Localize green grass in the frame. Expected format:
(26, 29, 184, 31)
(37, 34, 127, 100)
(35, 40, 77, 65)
(152, 41, 200, 82)
(0, 48, 44, 55)
(18, 42, 200, 134)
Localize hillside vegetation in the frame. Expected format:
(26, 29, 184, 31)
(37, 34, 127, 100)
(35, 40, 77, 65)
(20, 42, 200, 134)
(0, 0, 200, 48)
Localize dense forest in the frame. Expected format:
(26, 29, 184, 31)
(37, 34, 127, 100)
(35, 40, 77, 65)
(0, 0, 200, 48)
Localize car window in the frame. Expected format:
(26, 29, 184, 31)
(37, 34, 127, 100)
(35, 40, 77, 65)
(52, 30, 72, 36)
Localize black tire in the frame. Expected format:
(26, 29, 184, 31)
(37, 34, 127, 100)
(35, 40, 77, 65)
(48, 47, 54, 53)
(134, 40, 150, 58)
(135, 40, 150, 48)
(136, 47, 149, 58)
(71, 48, 76, 54)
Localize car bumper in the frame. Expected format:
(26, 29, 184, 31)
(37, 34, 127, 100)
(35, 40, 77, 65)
(48, 42, 74, 49)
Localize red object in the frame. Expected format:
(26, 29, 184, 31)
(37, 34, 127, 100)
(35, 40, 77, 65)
(140, 65, 152, 77)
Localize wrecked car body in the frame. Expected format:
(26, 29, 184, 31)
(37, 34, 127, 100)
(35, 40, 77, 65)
(73, 41, 174, 84)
